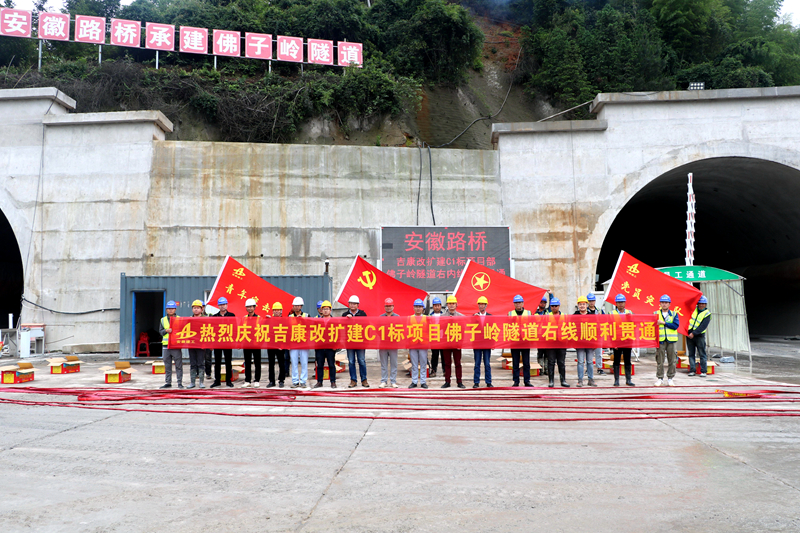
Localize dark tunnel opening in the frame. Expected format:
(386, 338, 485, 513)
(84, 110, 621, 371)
(596, 157, 800, 337)
(0, 207, 23, 329)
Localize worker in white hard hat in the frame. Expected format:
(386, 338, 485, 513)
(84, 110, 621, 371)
(186, 299, 207, 389)
(288, 296, 309, 388)
(342, 295, 369, 388)
(241, 298, 262, 388)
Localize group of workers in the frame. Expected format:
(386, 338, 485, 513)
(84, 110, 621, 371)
(158, 291, 711, 390)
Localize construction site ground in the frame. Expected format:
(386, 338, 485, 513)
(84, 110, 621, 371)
(1, 342, 799, 532)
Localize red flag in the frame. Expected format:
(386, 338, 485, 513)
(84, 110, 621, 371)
(336, 256, 428, 316)
(207, 256, 295, 316)
(607, 251, 702, 335)
(453, 260, 548, 315)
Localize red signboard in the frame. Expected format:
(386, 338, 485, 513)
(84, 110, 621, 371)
(75, 15, 105, 44)
(38, 12, 69, 41)
(0, 9, 31, 38)
(307, 38, 334, 65)
(276, 35, 303, 62)
(145, 22, 174, 51)
(338, 41, 362, 67)
(245, 32, 271, 59)
(179, 26, 207, 54)
(169, 314, 660, 350)
(213, 29, 240, 57)
(109, 19, 141, 48)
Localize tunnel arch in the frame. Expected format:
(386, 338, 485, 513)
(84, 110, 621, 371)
(595, 156, 800, 336)
(0, 206, 23, 328)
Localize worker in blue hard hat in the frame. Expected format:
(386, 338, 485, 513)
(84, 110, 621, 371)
(586, 293, 605, 375)
(508, 294, 534, 387)
(428, 297, 444, 378)
(159, 300, 184, 389)
(535, 294, 550, 376)
(610, 294, 635, 387)
(654, 294, 680, 387)
(409, 298, 429, 389)
(378, 298, 400, 388)
(210, 296, 235, 388)
(316, 300, 324, 317)
(544, 298, 570, 388)
(687, 296, 712, 377)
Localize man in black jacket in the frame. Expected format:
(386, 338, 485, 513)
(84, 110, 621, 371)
(210, 297, 235, 388)
(342, 295, 368, 387)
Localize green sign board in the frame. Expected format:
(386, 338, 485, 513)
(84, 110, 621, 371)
(656, 265, 740, 282)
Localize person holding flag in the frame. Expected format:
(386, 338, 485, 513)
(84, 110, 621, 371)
(472, 296, 494, 388)
(210, 297, 235, 389)
(314, 301, 337, 389)
(587, 293, 605, 375)
(159, 300, 184, 389)
(441, 296, 465, 389)
(266, 302, 288, 388)
(610, 294, 635, 387)
(655, 294, 680, 387)
(428, 297, 444, 377)
(574, 296, 597, 387)
(687, 296, 712, 377)
(241, 299, 262, 388)
(288, 297, 310, 388)
(508, 295, 533, 387)
(186, 300, 207, 389)
(378, 298, 400, 389)
(342, 295, 369, 388)
(544, 298, 569, 388)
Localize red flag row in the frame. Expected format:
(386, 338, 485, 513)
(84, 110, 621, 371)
(0, 9, 363, 66)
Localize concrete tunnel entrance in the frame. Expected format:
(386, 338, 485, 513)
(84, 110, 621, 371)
(0, 207, 23, 330)
(596, 156, 800, 337)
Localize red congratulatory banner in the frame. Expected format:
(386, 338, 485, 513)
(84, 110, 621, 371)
(168, 315, 659, 350)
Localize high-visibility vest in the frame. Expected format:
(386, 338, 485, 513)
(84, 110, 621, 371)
(289, 312, 308, 317)
(508, 309, 532, 316)
(161, 316, 171, 346)
(689, 308, 711, 334)
(658, 310, 679, 342)
(611, 308, 631, 316)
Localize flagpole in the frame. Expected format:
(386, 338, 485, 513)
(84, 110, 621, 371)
(335, 256, 360, 304)
(207, 255, 231, 307)
(452, 259, 473, 296)
(685, 173, 695, 266)
(606, 250, 626, 306)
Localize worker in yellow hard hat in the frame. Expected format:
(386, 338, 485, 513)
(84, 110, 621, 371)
(314, 301, 337, 389)
(267, 302, 287, 387)
(473, 296, 493, 388)
(441, 295, 465, 388)
(573, 296, 597, 388)
(187, 300, 206, 389)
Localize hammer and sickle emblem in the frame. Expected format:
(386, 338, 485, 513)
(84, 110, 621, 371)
(357, 270, 377, 290)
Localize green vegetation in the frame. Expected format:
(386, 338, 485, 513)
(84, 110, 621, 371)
(511, 0, 800, 111)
